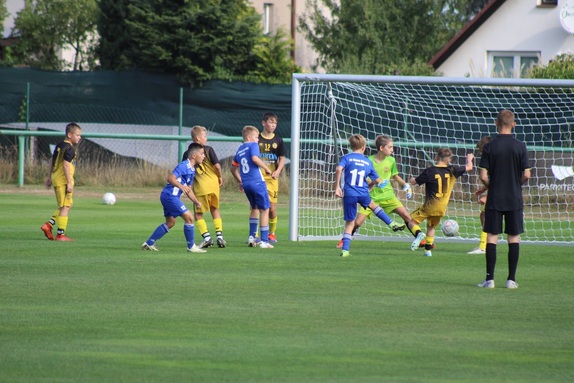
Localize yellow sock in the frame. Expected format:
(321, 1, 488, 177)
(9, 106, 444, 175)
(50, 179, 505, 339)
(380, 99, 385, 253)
(213, 218, 223, 233)
(56, 215, 68, 234)
(425, 236, 434, 247)
(49, 210, 59, 226)
(479, 231, 487, 251)
(196, 219, 209, 236)
(410, 224, 422, 237)
(269, 217, 278, 234)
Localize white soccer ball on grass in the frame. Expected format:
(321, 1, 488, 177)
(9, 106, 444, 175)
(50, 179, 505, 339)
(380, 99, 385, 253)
(102, 192, 117, 205)
(441, 219, 459, 237)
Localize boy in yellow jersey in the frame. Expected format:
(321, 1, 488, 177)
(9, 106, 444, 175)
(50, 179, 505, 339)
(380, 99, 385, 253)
(467, 136, 492, 255)
(258, 112, 285, 243)
(41, 123, 82, 241)
(182, 126, 226, 248)
(408, 148, 474, 257)
(337, 135, 419, 248)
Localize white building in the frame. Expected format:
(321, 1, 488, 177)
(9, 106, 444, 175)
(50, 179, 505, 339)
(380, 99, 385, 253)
(430, 0, 574, 78)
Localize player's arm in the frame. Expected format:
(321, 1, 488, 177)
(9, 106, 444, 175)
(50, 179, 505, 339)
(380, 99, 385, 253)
(272, 156, 285, 179)
(63, 160, 73, 193)
(335, 165, 344, 198)
(465, 153, 474, 172)
(393, 174, 413, 198)
(230, 161, 242, 184)
(45, 158, 53, 189)
(215, 163, 223, 186)
(251, 155, 271, 175)
(479, 168, 489, 188)
(521, 168, 531, 185)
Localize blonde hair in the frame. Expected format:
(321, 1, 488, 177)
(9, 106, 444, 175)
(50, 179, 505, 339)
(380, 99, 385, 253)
(242, 125, 259, 140)
(191, 125, 207, 141)
(374, 135, 392, 150)
(348, 134, 367, 151)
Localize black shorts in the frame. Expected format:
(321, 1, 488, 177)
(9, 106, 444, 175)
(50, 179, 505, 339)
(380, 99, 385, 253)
(483, 209, 524, 236)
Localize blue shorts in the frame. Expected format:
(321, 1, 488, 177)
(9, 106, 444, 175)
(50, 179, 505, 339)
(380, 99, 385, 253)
(243, 182, 270, 210)
(343, 195, 371, 221)
(160, 192, 189, 218)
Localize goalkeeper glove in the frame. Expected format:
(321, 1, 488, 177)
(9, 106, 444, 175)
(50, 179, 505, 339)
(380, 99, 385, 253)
(377, 179, 389, 188)
(403, 184, 413, 199)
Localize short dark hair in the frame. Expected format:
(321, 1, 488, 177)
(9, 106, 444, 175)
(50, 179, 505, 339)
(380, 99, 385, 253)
(187, 142, 203, 158)
(262, 112, 278, 121)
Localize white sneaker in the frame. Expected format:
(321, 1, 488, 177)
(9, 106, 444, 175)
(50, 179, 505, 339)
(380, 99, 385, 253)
(467, 247, 486, 255)
(188, 244, 207, 253)
(142, 242, 159, 251)
(477, 280, 495, 288)
(506, 280, 519, 289)
(247, 236, 259, 247)
(424, 250, 432, 257)
(259, 241, 274, 249)
(411, 232, 426, 251)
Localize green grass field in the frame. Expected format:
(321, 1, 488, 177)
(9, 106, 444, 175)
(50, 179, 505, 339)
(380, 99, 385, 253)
(1, 186, 573, 382)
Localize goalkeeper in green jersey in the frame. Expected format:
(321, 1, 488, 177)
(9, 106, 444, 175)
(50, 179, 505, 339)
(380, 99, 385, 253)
(336, 135, 424, 249)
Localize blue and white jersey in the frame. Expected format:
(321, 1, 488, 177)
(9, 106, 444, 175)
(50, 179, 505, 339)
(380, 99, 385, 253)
(338, 152, 379, 197)
(161, 159, 196, 198)
(232, 142, 265, 187)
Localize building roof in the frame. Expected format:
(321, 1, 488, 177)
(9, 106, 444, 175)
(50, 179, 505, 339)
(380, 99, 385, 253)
(429, 0, 507, 69)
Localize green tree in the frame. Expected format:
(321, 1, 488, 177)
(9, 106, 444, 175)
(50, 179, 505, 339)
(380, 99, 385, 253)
(98, 0, 263, 84)
(11, 0, 98, 71)
(0, 0, 8, 30)
(528, 53, 574, 79)
(298, 0, 489, 75)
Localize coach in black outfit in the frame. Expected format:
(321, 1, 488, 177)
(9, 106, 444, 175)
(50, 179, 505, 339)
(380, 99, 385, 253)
(476, 109, 531, 289)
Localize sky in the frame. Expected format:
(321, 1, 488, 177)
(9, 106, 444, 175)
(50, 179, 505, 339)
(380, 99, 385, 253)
(3, 0, 24, 37)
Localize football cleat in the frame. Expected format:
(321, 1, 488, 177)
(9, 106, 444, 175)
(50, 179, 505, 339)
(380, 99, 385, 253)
(336, 239, 343, 249)
(55, 234, 74, 242)
(506, 280, 519, 289)
(389, 221, 406, 232)
(424, 250, 433, 257)
(340, 250, 350, 257)
(411, 232, 426, 251)
(268, 233, 277, 243)
(477, 280, 495, 288)
(188, 244, 207, 253)
(216, 237, 227, 248)
(247, 236, 260, 247)
(467, 247, 485, 255)
(259, 241, 274, 249)
(41, 222, 54, 241)
(200, 238, 213, 248)
(142, 242, 159, 251)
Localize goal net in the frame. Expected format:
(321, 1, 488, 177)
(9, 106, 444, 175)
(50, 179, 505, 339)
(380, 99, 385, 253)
(289, 74, 574, 245)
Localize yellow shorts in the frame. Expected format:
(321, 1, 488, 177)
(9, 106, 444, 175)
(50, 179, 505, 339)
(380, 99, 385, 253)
(358, 197, 403, 217)
(410, 207, 442, 227)
(195, 193, 220, 214)
(54, 185, 73, 208)
(265, 177, 279, 203)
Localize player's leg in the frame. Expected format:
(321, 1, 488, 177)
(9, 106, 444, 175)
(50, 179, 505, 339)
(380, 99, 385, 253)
(504, 209, 523, 288)
(142, 195, 179, 250)
(194, 194, 213, 248)
(183, 210, 205, 253)
(256, 189, 272, 248)
(267, 178, 279, 243)
(337, 208, 368, 249)
(468, 200, 487, 254)
(340, 197, 358, 256)
(422, 218, 439, 257)
(54, 186, 74, 241)
(206, 192, 225, 247)
(477, 209, 502, 288)
(409, 207, 427, 251)
(244, 186, 260, 246)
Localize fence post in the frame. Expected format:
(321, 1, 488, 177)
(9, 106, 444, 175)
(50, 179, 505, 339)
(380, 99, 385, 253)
(18, 135, 25, 187)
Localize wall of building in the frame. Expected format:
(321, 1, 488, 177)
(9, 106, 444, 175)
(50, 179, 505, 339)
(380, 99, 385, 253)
(437, 0, 574, 77)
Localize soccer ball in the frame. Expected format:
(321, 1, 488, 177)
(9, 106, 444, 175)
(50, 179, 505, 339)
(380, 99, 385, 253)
(441, 219, 459, 237)
(102, 192, 116, 205)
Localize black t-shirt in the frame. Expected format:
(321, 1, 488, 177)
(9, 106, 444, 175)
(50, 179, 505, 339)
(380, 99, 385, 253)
(479, 134, 530, 211)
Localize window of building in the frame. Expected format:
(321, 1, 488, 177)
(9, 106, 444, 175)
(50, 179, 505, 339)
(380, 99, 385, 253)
(263, 3, 273, 35)
(488, 52, 540, 78)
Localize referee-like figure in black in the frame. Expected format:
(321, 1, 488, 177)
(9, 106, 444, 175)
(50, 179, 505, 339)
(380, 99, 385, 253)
(477, 110, 531, 289)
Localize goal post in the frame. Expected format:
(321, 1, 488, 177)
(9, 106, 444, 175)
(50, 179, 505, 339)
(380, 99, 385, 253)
(289, 74, 574, 245)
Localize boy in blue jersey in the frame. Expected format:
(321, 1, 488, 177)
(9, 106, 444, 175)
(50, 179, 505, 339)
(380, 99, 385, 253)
(231, 125, 274, 249)
(142, 143, 206, 253)
(335, 134, 408, 257)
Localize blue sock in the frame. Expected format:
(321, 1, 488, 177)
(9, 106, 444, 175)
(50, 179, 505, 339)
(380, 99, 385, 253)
(184, 223, 194, 249)
(342, 233, 352, 251)
(147, 223, 169, 245)
(249, 218, 258, 237)
(260, 225, 269, 242)
(373, 206, 392, 225)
